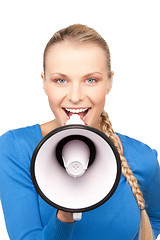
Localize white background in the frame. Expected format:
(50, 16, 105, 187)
(0, 0, 159, 239)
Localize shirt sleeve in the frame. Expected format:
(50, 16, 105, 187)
(0, 131, 75, 240)
(143, 149, 160, 239)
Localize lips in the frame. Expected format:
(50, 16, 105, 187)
(62, 107, 91, 120)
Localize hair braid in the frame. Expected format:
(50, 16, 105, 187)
(99, 110, 153, 240)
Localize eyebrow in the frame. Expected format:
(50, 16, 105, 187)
(49, 72, 102, 78)
(49, 73, 67, 78)
(84, 72, 102, 77)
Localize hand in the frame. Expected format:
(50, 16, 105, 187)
(57, 210, 75, 223)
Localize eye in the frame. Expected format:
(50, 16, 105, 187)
(86, 78, 97, 83)
(56, 78, 66, 84)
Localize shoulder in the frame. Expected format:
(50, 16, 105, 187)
(0, 124, 42, 170)
(0, 124, 42, 150)
(118, 132, 157, 157)
(117, 133, 158, 186)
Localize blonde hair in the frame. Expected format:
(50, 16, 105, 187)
(43, 24, 112, 78)
(43, 23, 153, 239)
(100, 111, 153, 240)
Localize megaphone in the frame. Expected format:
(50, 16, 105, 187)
(30, 115, 121, 221)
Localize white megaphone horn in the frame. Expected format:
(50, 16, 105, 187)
(30, 114, 121, 221)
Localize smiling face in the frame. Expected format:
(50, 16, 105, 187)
(42, 41, 113, 130)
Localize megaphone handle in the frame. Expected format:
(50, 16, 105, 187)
(73, 212, 82, 221)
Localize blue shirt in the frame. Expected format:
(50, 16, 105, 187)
(0, 124, 160, 240)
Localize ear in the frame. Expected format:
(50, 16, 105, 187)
(106, 71, 114, 95)
(41, 73, 47, 95)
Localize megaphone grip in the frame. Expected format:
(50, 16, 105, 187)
(73, 212, 82, 221)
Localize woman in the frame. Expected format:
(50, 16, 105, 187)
(0, 24, 160, 240)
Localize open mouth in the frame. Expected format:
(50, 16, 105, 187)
(62, 107, 91, 120)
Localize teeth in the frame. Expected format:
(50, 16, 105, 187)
(65, 108, 88, 113)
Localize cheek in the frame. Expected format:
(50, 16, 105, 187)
(88, 87, 106, 106)
(46, 88, 62, 109)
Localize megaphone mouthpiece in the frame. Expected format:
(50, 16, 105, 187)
(65, 114, 86, 125)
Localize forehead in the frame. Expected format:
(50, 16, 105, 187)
(45, 42, 108, 75)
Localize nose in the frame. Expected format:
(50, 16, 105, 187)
(68, 83, 84, 104)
